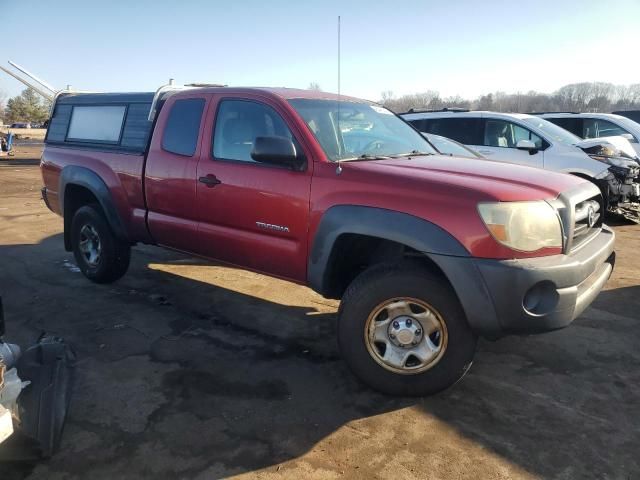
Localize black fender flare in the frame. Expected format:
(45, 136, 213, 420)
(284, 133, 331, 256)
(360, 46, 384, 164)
(59, 165, 129, 250)
(308, 205, 469, 292)
(308, 205, 501, 337)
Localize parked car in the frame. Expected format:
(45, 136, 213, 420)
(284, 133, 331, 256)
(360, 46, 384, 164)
(9, 123, 30, 129)
(612, 110, 640, 124)
(538, 112, 640, 156)
(401, 110, 640, 221)
(422, 133, 483, 158)
(40, 87, 615, 396)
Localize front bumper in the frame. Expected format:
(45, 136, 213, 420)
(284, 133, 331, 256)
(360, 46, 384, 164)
(432, 226, 615, 338)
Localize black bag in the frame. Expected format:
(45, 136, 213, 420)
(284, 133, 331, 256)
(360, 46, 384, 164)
(0, 336, 76, 460)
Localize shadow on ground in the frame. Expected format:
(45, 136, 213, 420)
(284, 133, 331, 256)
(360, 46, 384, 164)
(0, 159, 41, 167)
(1, 233, 638, 479)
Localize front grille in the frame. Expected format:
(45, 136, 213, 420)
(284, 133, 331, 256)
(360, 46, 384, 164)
(572, 195, 602, 249)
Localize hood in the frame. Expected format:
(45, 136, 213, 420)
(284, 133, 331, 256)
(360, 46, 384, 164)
(576, 137, 639, 161)
(347, 154, 586, 202)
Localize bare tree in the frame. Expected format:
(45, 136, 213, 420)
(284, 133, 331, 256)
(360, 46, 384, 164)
(0, 89, 6, 124)
(379, 82, 640, 114)
(307, 82, 322, 91)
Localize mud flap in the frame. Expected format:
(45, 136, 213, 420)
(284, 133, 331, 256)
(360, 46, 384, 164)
(0, 336, 76, 460)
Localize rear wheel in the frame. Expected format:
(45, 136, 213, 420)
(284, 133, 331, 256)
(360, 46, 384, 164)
(70, 204, 130, 283)
(338, 262, 477, 396)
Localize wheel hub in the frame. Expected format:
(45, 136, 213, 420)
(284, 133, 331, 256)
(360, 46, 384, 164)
(365, 297, 448, 375)
(79, 224, 102, 267)
(388, 316, 423, 347)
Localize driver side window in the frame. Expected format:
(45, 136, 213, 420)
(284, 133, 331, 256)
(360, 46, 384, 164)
(483, 120, 543, 149)
(212, 100, 296, 163)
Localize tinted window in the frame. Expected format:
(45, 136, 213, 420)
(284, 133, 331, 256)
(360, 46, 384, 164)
(415, 118, 483, 145)
(67, 106, 126, 143)
(482, 119, 544, 149)
(545, 117, 583, 137)
(162, 98, 205, 156)
(582, 118, 629, 139)
(213, 100, 296, 163)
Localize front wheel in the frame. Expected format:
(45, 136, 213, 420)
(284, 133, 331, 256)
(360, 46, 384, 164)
(70, 204, 131, 283)
(337, 262, 477, 396)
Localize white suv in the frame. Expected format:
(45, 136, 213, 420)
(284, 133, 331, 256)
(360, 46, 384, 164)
(538, 112, 640, 156)
(401, 110, 640, 219)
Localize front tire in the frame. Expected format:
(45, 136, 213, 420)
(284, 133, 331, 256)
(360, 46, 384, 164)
(70, 204, 130, 283)
(338, 262, 477, 396)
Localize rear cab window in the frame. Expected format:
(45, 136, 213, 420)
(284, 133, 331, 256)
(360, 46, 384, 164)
(162, 98, 206, 156)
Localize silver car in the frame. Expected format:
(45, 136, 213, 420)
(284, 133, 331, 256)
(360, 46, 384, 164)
(401, 110, 640, 220)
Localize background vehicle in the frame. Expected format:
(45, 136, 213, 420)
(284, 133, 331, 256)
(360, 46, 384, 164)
(9, 123, 31, 129)
(612, 110, 640, 124)
(401, 110, 640, 221)
(422, 133, 484, 158)
(40, 86, 615, 396)
(538, 112, 640, 156)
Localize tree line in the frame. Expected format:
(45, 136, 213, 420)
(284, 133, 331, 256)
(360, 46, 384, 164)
(0, 88, 51, 125)
(379, 82, 640, 114)
(2, 82, 640, 125)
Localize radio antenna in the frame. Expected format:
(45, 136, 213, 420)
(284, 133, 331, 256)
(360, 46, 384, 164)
(337, 15, 342, 167)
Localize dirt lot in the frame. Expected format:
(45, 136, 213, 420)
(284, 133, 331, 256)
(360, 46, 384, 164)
(1, 146, 639, 479)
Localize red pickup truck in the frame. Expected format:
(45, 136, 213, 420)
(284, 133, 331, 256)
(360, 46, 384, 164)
(40, 86, 615, 396)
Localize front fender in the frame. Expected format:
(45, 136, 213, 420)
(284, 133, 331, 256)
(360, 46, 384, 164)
(308, 205, 470, 293)
(308, 205, 502, 335)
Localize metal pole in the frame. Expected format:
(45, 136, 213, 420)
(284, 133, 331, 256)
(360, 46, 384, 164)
(0, 65, 53, 100)
(8, 60, 56, 93)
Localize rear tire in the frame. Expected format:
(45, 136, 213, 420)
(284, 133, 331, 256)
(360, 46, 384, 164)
(70, 204, 130, 283)
(338, 262, 477, 396)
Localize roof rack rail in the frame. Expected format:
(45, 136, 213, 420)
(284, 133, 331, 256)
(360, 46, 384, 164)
(147, 80, 227, 121)
(402, 107, 470, 115)
(528, 111, 580, 115)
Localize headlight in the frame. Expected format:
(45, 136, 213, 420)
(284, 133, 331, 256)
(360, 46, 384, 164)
(478, 201, 562, 252)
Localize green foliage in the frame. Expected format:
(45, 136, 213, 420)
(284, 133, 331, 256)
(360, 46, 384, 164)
(5, 88, 51, 124)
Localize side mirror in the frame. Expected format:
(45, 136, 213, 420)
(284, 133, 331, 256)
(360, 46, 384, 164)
(620, 133, 638, 144)
(251, 136, 304, 170)
(516, 139, 538, 154)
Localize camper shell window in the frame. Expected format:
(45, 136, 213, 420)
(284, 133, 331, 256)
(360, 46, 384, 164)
(46, 92, 154, 153)
(66, 106, 127, 144)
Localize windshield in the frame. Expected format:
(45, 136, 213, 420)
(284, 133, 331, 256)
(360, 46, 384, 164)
(288, 99, 436, 161)
(521, 116, 582, 146)
(424, 133, 482, 158)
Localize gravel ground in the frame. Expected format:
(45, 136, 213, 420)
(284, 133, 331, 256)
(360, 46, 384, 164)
(0, 147, 639, 479)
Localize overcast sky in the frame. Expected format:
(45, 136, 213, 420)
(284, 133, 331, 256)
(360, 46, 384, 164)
(2, 0, 639, 102)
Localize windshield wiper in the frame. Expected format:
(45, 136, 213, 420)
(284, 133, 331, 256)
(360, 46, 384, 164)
(338, 150, 433, 162)
(338, 154, 394, 162)
(389, 150, 434, 158)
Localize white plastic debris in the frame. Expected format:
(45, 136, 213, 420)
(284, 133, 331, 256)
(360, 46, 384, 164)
(0, 404, 13, 444)
(0, 342, 21, 369)
(0, 367, 30, 412)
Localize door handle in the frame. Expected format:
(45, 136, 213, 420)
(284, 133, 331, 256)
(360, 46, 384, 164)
(198, 175, 221, 187)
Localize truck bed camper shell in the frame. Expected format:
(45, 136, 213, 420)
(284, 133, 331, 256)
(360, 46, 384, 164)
(46, 92, 155, 154)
